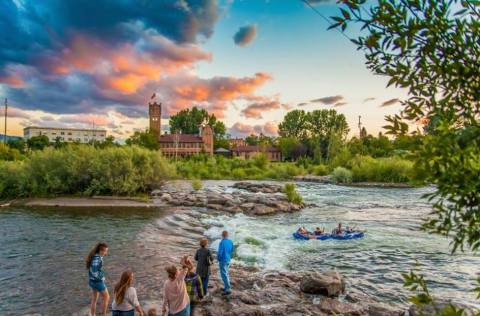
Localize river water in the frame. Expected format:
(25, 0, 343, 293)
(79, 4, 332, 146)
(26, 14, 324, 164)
(0, 182, 478, 315)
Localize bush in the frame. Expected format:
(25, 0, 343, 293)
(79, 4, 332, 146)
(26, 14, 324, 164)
(174, 156, 304, 180)
(350, 155, 413, 183)
(331, 167, 353, 184)
(191, 179, 202, 191)
(309, 164, 329, 176)
(0, 145, 176, 198)
(283, 183, 304, 204)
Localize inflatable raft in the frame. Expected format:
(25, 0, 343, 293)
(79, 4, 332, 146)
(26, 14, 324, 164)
(293, 231, 365, 241)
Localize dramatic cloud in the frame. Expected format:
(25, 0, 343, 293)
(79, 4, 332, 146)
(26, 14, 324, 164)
(334, 102, 348, 107)
(380, 98, 400, 107)
(1, 107, 30, 119)
(228, 121, 278, 137)
(156, 72, 273, 118)
(298, 102, 308, 107)
(363, 97, 376, 103)
(310, 95, 344, 105)
(0, 0, 222, 117)
(241, 100, 281, 119)
(0, 0, 282, 139)
(233, 25, 257, 47)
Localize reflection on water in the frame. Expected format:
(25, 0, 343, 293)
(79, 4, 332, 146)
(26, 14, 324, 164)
(0, 182, 478, 314)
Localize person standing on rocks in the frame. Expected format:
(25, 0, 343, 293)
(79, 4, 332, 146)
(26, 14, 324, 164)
(217, 230, 234, 295)
(161, 255, 192, 316)
(86, 242, 110, 316)
(194, 238, 213, 296)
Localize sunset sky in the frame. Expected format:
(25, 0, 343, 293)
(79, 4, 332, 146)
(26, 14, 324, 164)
(0, 0, 407, 140)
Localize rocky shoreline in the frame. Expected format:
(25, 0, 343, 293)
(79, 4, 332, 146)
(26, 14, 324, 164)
(152, 181, 305, 216)
(189, 268, 404, 316)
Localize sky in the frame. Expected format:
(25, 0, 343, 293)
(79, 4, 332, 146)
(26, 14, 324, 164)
(0, 0, 407, 140)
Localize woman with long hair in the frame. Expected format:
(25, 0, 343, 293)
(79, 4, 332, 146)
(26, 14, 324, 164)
(86, 242, 110, 316)
(112, 270, 144, 316)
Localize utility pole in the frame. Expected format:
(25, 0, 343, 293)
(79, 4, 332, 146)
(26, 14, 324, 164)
(4, 98, 7, 143)
(358, 115, 362, 139)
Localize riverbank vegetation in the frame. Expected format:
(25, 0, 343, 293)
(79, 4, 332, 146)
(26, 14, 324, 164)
(0, 145, 175, 199)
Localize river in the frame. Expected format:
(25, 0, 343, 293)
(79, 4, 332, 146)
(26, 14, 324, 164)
(0, 182, 478, 315)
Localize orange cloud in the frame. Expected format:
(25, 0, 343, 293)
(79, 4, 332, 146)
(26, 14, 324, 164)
(0, 75, 25, 87)
(241, 100, 281, 119)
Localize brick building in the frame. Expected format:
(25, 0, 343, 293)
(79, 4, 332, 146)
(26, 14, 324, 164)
(231, 145, 282, 161)
(149, 101, 214, 157)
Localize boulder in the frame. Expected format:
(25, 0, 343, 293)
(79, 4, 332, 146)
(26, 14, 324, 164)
(251, 205, 276, 216)
(317, 297, 365, 315)
(300, 271, 345, 297)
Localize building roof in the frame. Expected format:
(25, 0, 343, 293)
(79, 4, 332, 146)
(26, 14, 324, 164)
(215, 147, 231, 153)
(159, 134, 204, 143)
(232, 145, 281, 153)
(23, 126, 107, 132)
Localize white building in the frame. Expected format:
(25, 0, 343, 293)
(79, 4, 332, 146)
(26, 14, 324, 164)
(24, 127, 107, 143)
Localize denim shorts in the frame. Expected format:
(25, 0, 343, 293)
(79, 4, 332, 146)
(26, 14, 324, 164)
(169, 304, 190, 316)
(112, 310, 134, 316)
(89, 280, 107, 292)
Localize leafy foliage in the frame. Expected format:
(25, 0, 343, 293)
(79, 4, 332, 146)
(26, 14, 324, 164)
(331, 167, 353, 184)
(191, 178, 202, 191)
(175, 155, 306, 180)
(283, 183, 304, 204)
(0, 145, 175, 198)
(169, 106, 227, 148)
(331, 0, 480, 313)
(27, 135, 49, 150)
(125, 130, 160, 150)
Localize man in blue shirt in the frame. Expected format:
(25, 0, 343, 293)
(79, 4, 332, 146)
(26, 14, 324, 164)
(217, 230, 234, 295)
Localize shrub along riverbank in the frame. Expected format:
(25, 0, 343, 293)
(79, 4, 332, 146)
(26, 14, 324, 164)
(0, 145, 175, 199)
(0, 143, 418, 199)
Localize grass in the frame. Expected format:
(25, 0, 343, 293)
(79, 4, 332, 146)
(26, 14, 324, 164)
(283, 183, 304, 204)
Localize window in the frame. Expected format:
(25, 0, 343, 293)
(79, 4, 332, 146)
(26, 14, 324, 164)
(61, 132, 65, 135)
(68, 132, 72, 135)
(68, 138, 72, 141)
(52, 132, 56, 135)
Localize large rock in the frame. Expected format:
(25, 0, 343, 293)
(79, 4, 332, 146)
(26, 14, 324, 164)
(300, 271, 345, 297)
(251, 205, 276, 216)
(317, 297, 365, 315)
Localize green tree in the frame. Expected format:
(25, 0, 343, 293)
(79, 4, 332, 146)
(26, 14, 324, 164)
(332, 0, 480, 312)
(7, 139, 25, 153)
(307, 109, 349, 141)
(27, 135, 50, 151)
(169, 107, 226, 138)
(278, 110, 310, 140)
(125, 130, 159, 150)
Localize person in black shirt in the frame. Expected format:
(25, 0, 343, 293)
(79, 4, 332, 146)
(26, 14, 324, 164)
(194, 238, 214, 296)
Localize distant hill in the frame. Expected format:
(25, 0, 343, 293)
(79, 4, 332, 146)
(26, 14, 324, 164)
(0, 134, 23, 142)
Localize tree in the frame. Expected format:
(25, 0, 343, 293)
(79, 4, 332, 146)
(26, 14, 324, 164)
(332, 0, 480, 311)
(27, 135, 50, 151)
(278, 110, 309, 140)
(307, 109, 349, 141)
(7, 139, 25, 153)
(245, 133, 274, 146)
(278, 137, 305, 161)
(53, 136, 65, 149)
(169, 107, 226, 138)
(125, 130, 159, 150)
